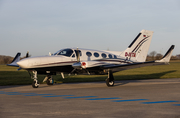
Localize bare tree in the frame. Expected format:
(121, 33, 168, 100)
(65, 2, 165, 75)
(149, 51, 157, 60)
(0, 55, 13, 64)
(155, 53, 163, 60)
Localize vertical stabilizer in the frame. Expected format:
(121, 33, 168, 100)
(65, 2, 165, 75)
(120, 30, 154, 62)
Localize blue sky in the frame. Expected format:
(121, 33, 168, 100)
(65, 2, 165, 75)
(0, 0, 180, 57)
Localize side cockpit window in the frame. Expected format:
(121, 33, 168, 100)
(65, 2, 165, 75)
(56, 49, 74, 57)
(72, 54, 75, 58)
(114, 55, 117, 59)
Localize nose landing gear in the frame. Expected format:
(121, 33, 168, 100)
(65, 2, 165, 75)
(29, 71, 54, 88)
(31, 71, 39, 88)
(32, 79, 39, 88)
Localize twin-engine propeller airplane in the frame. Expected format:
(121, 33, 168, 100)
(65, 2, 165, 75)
(8, 30, 175, 88)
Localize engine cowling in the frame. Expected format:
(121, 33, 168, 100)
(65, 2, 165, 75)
(72, 61, 107, 69)
(81, 61, 106, 69)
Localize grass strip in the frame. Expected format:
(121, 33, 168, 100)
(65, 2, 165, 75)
(1, 62, 180, 86)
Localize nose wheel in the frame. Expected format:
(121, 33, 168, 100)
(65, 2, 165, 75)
(32, 80, 39, 88)
(30, 71, 40, 88)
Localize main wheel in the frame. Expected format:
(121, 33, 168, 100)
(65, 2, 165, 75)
(106, 78, 114, 87)
(46, 78, 54, 85)
(32, 81, 39, 88)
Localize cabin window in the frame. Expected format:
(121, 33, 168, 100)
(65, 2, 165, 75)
(114, 55, 117, 58)
(101, 53, 107, 58)
(94, 52, 99, 57)
(86, 52, 92, 57)
(57, 49, 73, 57)
(108, 54, 112, 58)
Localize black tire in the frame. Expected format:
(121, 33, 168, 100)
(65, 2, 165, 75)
(46, 78, 54, 85)
(106, 78, 114, 87)
(32, 81, 39, 88)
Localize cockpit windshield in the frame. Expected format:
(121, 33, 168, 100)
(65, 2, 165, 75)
(54, 49, 73, 57)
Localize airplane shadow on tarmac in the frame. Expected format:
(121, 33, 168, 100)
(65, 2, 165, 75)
(114, 70, 177, 86)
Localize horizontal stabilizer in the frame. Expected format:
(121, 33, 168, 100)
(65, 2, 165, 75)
(7, 53, 21, 67)
(156, 45, 175, 63)
(100, 45, 175, 72)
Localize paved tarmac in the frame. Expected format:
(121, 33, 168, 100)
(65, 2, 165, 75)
(0, 78, 180, 118)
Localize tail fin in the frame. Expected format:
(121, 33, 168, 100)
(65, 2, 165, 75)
(120, 29, 154, 62)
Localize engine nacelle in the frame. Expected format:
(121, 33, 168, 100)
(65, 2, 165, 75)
(72, 62, 82, 69)
(72, 61, 107, 70)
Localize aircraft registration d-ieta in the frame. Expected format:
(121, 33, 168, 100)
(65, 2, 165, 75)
(8, 30, 175, 88)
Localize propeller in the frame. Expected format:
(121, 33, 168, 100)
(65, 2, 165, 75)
(70, 48, 82, 75)
(22, 51, 30, 59)
(76, 47, 80, 63)
(70, 48, 90, 75)
(72, 48, 81, 69)
(26, 51, 30, 58)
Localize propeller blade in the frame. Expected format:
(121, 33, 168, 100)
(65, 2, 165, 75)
(26, 51, 29, 58)
(76, 48, 80, 62)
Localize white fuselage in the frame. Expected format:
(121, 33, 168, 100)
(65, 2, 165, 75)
(17, 48, 135, 72)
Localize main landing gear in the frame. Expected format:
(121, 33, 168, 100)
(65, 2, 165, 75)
(106, 70, 115, 87)
(43, 75, 54, 85)
(30, 71, 54, 88)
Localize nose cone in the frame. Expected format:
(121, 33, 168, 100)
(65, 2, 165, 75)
(17, 59, 29, 69)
